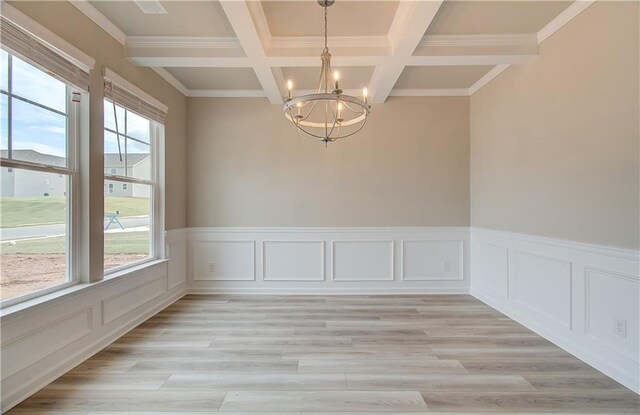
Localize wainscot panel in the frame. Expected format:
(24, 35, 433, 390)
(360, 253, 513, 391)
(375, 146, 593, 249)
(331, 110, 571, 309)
(187, 227, 470, 294)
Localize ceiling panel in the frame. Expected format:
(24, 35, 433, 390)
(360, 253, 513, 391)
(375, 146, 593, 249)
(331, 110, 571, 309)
(165, 67, 262, 90)
(90, 0, 235, 37)
(426, 1, 573, 36)
(262, 1, 398, 37)
(281, 66, 374, 91)
(394, 66, 494, 89)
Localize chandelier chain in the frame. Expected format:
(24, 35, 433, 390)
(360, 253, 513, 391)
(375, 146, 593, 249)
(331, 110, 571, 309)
(324, 4, 328, 50)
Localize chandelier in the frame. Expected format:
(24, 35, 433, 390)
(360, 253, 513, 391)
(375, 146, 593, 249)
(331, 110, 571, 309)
(283, 0, 371, 144)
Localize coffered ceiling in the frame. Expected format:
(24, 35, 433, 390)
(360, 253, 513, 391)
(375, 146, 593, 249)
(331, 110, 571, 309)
(72, 0, 594, 103)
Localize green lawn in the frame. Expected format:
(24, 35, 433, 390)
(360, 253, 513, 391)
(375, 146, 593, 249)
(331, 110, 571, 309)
(0, 197, 149, 228)
(0, 231, 150, 254)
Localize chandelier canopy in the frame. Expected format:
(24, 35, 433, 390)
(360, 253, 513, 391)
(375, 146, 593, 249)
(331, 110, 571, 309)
(283, 0, 371, 144)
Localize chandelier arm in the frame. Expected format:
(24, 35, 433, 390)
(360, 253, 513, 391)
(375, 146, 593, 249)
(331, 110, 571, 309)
(332, 114, 369, 141)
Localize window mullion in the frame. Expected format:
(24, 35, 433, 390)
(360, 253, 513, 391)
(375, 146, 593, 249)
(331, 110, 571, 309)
(7, 53, 12, 158)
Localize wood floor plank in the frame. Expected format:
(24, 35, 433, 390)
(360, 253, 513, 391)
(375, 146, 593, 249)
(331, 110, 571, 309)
(298, 358, 466, 374)
(346, 373, 535, 391)
(163, 373, 346, 390)
(219, 391, 428, 412)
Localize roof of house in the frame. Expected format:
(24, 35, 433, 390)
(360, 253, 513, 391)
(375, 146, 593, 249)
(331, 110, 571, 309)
(104, 153, 149, 167)
(1, 150, 149, 168)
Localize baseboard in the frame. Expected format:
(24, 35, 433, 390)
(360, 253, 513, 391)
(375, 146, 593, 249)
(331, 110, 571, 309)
(188, 286, 469, 295)
(1, 284, 186, 412)
(471, 228, 640, 394)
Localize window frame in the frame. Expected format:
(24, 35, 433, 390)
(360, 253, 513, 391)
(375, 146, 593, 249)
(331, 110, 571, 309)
(103, 100, 161, 275)
(0, 51, 83, 307)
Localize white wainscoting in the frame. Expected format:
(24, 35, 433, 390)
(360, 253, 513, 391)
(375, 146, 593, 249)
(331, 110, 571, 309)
(471, 228, 640, 393)
(0, 228, 188, 412)
(187, 227, 470, 294)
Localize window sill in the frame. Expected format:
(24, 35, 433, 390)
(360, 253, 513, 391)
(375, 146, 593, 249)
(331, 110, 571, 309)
(0, 258, 169, 319)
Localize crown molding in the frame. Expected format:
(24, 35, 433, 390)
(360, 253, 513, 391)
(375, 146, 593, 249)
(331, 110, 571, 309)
(69, 0, 126, 45)
(151, 67, 189, 96)
(268, 35, 390, 50)
(419, 33, 538, 48)
(468, 64, 511, 95)
(537, 0, 595, 43)
(126, 36, 241, 50)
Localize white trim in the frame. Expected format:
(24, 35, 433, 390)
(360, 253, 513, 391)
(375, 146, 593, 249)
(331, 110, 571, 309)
(151, 67, 189, 96)
(188, 287, 469, 295)
(368, 1, 444, 104)
(537, 0, 596, 44)
(69, 0, 126, 46)
(103, 68, 169, 113)
(218, 1, 282, 104)
(126, 36, 241, 50)
(468, 64, 511, 95)
(0, 2, 95, 71)
(419, 33, 538, 48)
(268, 35, 390, 50)
(187, 89, 266, 98)
(389, 88, 469, 97)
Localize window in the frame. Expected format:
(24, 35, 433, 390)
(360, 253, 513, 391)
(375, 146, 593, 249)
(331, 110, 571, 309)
(110, 168, 117, 174)
(0, 49, 82, 302)
(103, 99, 158, 272)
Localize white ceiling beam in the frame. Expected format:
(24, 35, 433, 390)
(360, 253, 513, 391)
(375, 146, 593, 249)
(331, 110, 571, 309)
(368, 0, 444, 104)
(408, 54, 536, 66)
(219, 1, 282, 104)
(127, 56, 253, 67)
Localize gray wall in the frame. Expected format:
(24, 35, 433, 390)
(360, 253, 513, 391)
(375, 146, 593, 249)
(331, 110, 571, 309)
(470, 1, 639, 250)
(186, 96, 470, 228)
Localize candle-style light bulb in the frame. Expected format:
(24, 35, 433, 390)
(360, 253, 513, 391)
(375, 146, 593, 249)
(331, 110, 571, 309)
(363, 87, 368, 104)
(333, 71, 340, 90)
(337, 102, 343, 120)
(287, 80, 293, 99)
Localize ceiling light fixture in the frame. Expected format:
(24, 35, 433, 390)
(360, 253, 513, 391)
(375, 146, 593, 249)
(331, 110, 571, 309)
(283, 0, 371, 144)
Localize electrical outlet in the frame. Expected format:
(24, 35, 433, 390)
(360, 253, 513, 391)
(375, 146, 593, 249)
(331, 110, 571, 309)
(614, 318, 627, 338)
(441, 260, 451, 272)
(208, 263, 216, 273)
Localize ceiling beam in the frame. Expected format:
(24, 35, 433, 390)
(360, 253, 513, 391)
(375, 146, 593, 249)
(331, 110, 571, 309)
(219, 1, 282, 104)
(368, 0, 444, 104)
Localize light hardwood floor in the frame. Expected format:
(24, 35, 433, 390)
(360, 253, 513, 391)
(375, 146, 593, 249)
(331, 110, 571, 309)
(9, 295, 640, 414)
